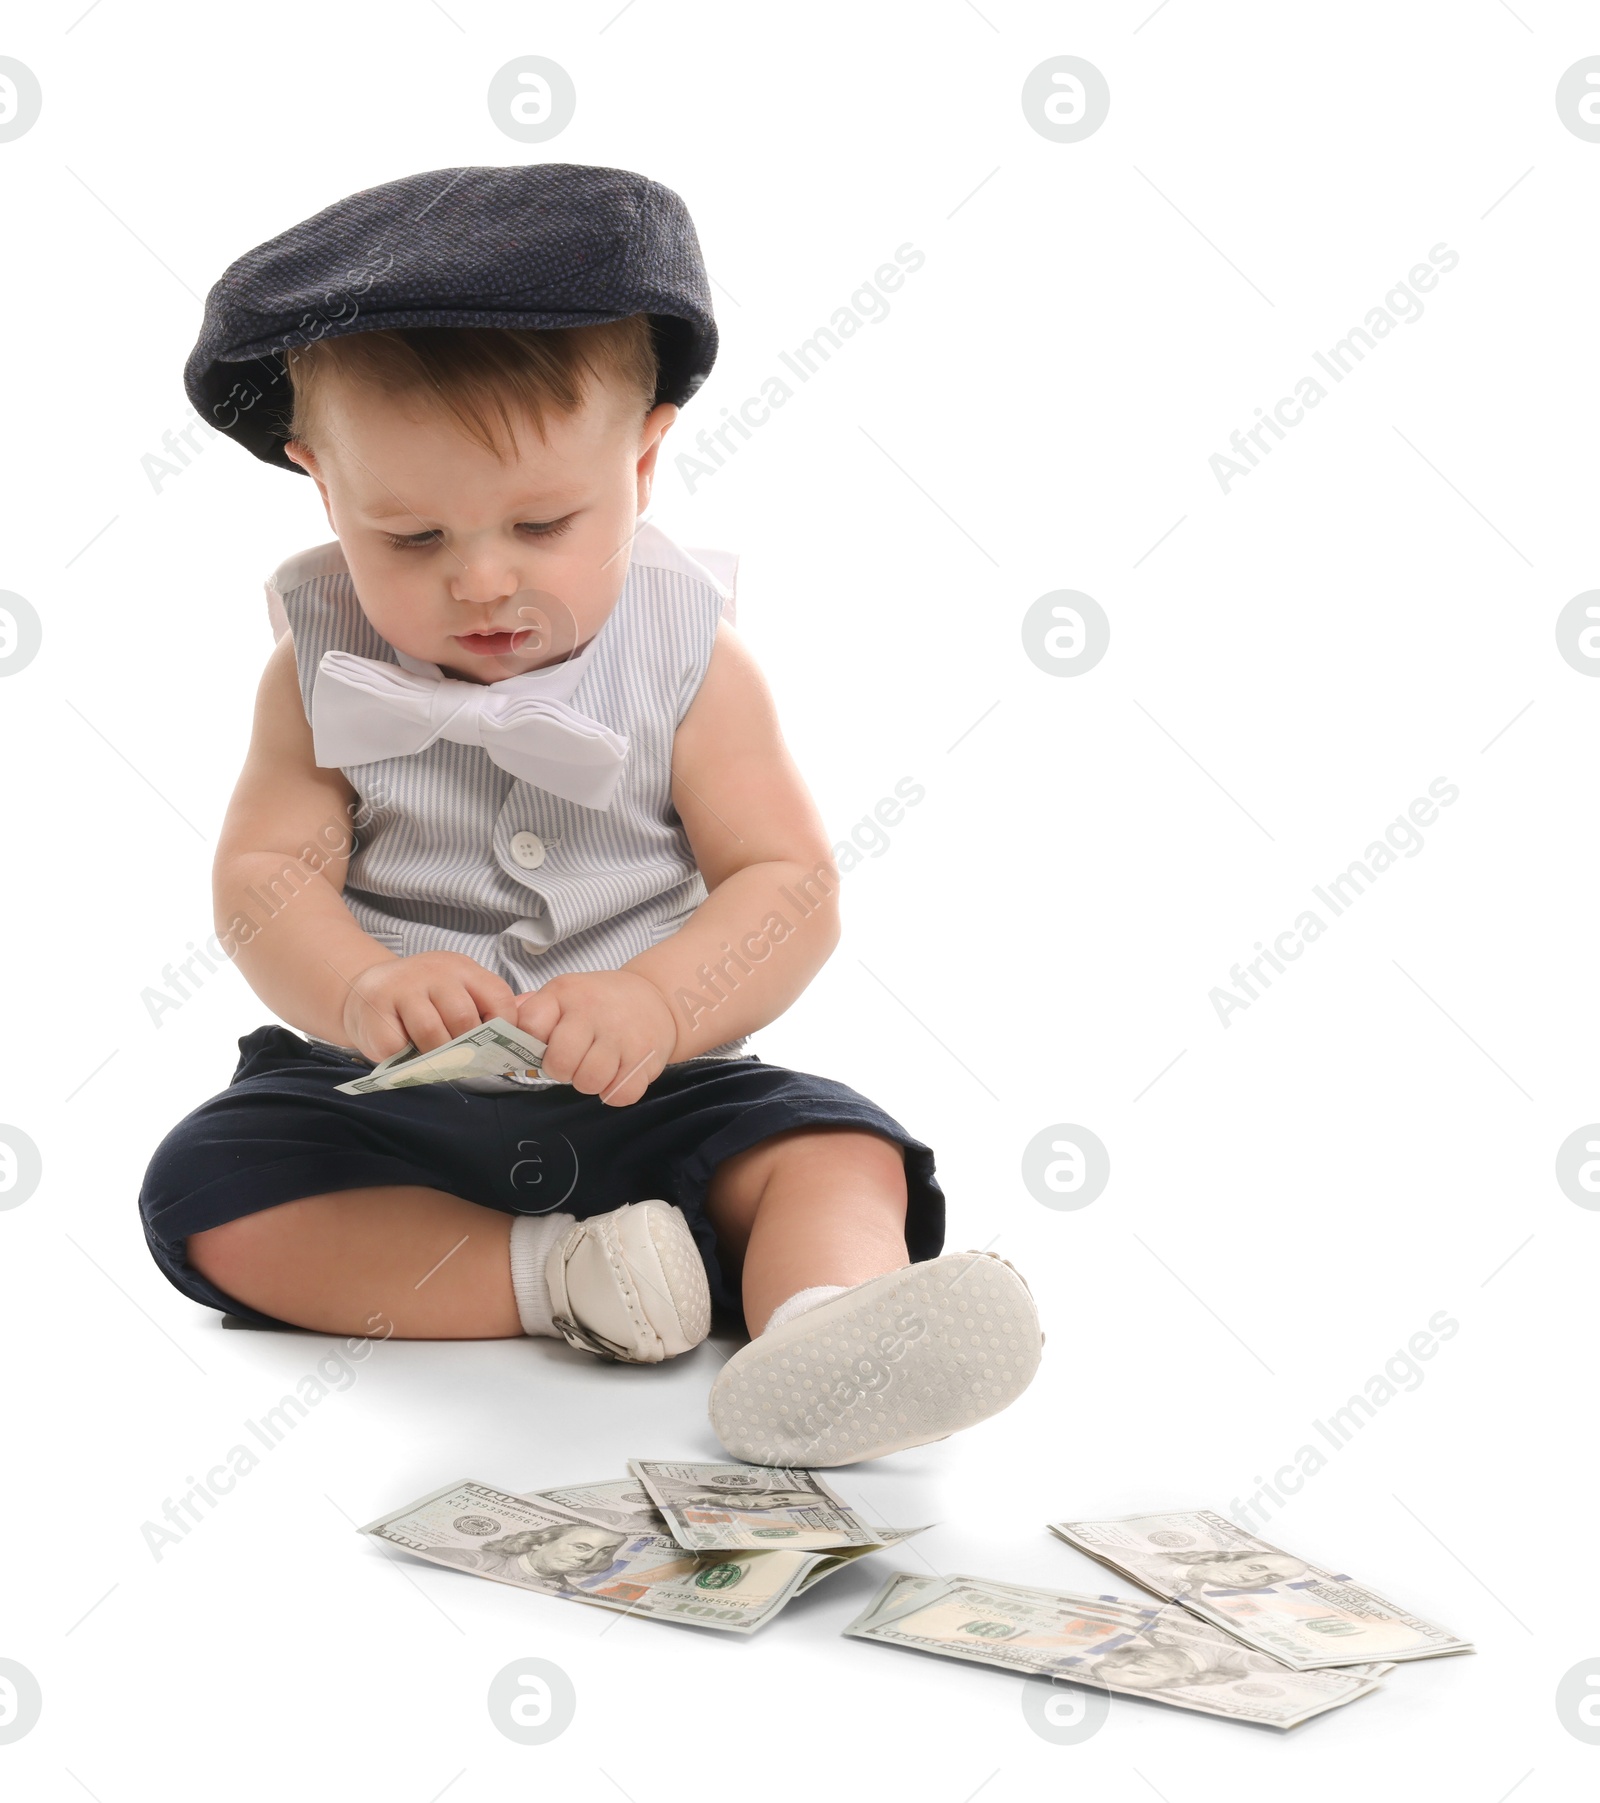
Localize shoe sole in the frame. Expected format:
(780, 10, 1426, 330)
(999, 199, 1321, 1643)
(708, 1253, 1042, 1467)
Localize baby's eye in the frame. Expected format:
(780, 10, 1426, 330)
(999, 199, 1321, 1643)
(382, 518, 574, 551)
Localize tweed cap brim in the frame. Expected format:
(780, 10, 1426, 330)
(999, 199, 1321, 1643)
(184, 163, 717, 473)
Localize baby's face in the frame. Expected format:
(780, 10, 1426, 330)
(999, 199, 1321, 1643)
(286, 371, 676, 684)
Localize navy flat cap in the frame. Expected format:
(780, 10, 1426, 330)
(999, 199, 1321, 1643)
(184, 163, 718, 473)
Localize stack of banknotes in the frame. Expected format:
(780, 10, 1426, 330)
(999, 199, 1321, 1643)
(359, 1461, 928, 1634)
(846, 1507, 1472, 1728)
(362, 1476, 1471, 1727)
(335, 1019, 552, 1096)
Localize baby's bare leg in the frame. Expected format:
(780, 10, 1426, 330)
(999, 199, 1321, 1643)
(187, 1187, 521, 1339)
(704, 1126, 910, 1335)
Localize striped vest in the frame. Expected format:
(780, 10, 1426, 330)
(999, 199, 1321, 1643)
(269, 522, 750, 1064)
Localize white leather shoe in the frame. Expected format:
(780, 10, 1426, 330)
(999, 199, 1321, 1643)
(546, 1200, 711, 1363)
(708, 1251, 1043, 1466)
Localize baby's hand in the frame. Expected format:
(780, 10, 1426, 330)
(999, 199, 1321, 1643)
(341, 951, 520, 1063)
(515, 971, 677, 1107)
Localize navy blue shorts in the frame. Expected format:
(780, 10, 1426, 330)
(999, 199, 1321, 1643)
(138, 1025, 945, 1329)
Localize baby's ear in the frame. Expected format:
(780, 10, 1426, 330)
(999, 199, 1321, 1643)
(634, 402, 678, 510)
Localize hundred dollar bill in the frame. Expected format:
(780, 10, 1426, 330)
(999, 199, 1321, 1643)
(853, 1566, 1402, 1685)
(794, 1540, 909, 1592)
(847, 1568, 953, 1623)
(360, 1479, 839, 1632)
(942, 1570, 1396, 1690)
(849, 1571, 1160, 1641)
(1047, 1509, 1472, 1668)
(521, 1478, 669, 1538)
(629, 1460, 929, 1551)
(522, 1477, 924, 1582)
(335, 1018, 551, 1096)
(844, 1572, 1384, 1728)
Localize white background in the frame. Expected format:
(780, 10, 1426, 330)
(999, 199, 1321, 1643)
(1, 1, 1594, 1796)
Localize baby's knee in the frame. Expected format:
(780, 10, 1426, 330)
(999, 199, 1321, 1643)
(773, 1126, 909, 1195)
(186, 1200, 308, 1294)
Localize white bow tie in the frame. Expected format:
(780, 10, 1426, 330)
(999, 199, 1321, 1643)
(311, 649, 630, 811)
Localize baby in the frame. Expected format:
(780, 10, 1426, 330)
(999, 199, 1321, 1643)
(139, 163, 1041, 1468)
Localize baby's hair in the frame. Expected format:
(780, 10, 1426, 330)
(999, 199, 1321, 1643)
(281, 316, 660, 464)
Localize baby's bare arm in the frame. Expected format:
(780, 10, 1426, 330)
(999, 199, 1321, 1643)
(620, 620, 842, 1057)
(214, 637, 515, 1056)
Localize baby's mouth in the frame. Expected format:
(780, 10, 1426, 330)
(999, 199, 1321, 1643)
(454, 628, 532, 657)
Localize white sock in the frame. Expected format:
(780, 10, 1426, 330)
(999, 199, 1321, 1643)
(762, 1283, 850, 1334)
(508, 1212, 576, 1336)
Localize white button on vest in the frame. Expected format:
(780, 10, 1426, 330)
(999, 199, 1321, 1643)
(509, 831, 546, 869)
